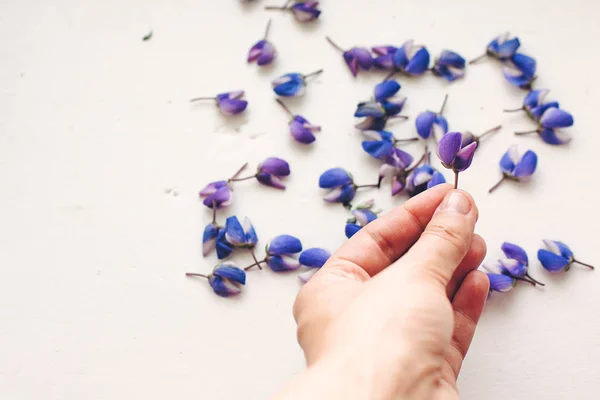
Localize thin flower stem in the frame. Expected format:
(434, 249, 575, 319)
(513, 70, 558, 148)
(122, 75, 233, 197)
(229, 163, 249, 181)
(439, 94, 449, 116)
(393, 137, 419, 144)
(212, 200, 217, 224)
(186, 272, 209, 279)
(384, 70, 398, 81)
(389, 115, 409, 120)
(488, 175, 506, 193)
(515, 130, 539, 135)
(265, 6, 289, 11)
(503, 107, 524, 113)
(424, 146, 431, 165)
(515, 276, 537, 286)
(275, 98, 294, 117)
(573, 259, 595, 270)
(229, 175, 256, 182)
(355, 183, 380, 190)
(468, 53, 488, 64)
(244, 260, 267, 271)
(304, 69, 324, 79)
(407, 152, 428, 173)
(248, 249, 263, 270)
(478, 125, 502, 140)
(190, 97, 216, 102)
(264, 19, 272, 40)
(525, 273, 546, 286)
(325, 36, 344, 52)
(453, 172, 459, 190)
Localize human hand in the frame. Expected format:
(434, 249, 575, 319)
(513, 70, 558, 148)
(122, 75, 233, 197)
(275, 185, 489, 400)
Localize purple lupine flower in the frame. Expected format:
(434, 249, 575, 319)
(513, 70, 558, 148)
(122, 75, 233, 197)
(255, 157, 290, 189)
(247, 20, 276, 66)
(225, 216, 258, 249)
(469, 33, 520, 64)
(275, 99, 321, 144)
(437, 131, 478, 189)
(355, 80, 407, 131)
(215, 229, 234, 259)
(345, 200, 379, 238)
(372, 46, 398, 70)
(377, 149, 417, 196)
(318, 168, 356, 204)
(190, 91, 248, 116)
(488, 145, 537, 193)
(487, 273, 516, 293)
(502, 53, 536, 89)
(272, 69, 323, 97)
(515, 107, 574, 145)
(498, 242, 545, 285)
(406, 164, 446, 197)
(538, 240, 594, 273)
(461, 125, 502, 147)
(266, 235, 303, 271)
(415, 95, 449, 140)
(265, 1, 321, 23)
(432, 50, 466, 82)
(392, 40, 430, 76)
(504, 89, 560, 122)
(199, 181, 233, 209)
(326, 37, 373, 77)
(186, 264, 246, 297)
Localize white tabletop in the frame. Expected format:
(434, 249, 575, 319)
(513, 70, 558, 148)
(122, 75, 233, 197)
(1, 0, 599, 399)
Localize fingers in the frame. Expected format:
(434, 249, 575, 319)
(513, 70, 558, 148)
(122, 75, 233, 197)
(398, 190, 479, 289)
(446, 234, 487, 299)
(322, 184, 453, 277)
(446, 270, 489, 378)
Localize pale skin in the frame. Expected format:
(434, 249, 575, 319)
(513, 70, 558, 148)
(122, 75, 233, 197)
(274, 184, 489, 400)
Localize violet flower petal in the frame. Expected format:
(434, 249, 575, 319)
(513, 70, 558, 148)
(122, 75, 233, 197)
(501, 242, 529, 265)
(512, 150, 537, 177)
(268, 234, 302, 255)
(437, 132, 462, 167)
(299, 248, 331, 268)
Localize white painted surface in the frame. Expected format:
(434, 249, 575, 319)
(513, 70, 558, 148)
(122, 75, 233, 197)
(1, 0, 599, 399)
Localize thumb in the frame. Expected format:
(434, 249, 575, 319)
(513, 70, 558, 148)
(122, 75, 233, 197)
(397, 190, 479, 289)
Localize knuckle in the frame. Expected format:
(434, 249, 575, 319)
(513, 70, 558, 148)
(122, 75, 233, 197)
(423, 222, 469, 255)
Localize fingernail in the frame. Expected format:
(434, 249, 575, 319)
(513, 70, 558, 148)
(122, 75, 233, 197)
(439, 191, 471, 215)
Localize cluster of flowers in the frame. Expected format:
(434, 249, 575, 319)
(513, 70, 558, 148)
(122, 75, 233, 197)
(190, 2, 589, 297)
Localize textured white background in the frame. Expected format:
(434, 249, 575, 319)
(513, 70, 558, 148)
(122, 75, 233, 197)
(1, 0, 599, 399)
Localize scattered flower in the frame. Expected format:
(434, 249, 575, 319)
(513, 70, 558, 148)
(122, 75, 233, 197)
(345, 200, 379, 238)
(199, 180, 233, 209)
(190, 91, 248, 115)
(225, 216, 258, 249)
(469, 33, 521, 64)
(266, 1, 321, 23)
(265, 235, 303, 271)
(378, 148, 422, 196)
(498, 242, 545, 285)
(538, 240, 594, 272)
(318, 168, 379, 206)
(488, 145, 537, 193)
(276, 99, 321, 144)
(487, 273, 516, 293)
(391, 40, 431, 76)
(354, 80, 408, 130)
(515, 107, 574, 145)
(361, 130, 417, 161)
(461, 125, 502, 146)
(502, 53, 537, 89)
(216, 229, 235, 259)
(437, 131, 478, 189)
(415, 94, 449, 140)
(256, 157, 291, 189)
(326, 37, 373, 77)
(202, 222, 222, 256)
(406, 162, 446, 197)
(504, 89, 559, 121)
(372, 45, 398, 70)
(247, 20, 276, 66)
(432, 50, 466, 81)
(272, 69, 323, 97)
(186, 264, 246, 297)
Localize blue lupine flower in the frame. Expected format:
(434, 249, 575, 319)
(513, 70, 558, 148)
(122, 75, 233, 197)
(266, 235, 303, 271)
(392, 40, 430, 76)
(299, 248, 331, 268)
(256, 157, 290, 189)
(406, 164, 446, 197)
(345, 200, 379, 238)
(202, 222, 221, 256)
(265, 1, 321, 23)
(415, 95, 449, 140)
(225, 216, 258, 249)
(489, 145, 537, 193)
(432, 50, 466, 82)
(498, 258, 528, 278)
(247, 20, 276, 66)
(486, 33, 521, 61)
(372, 46, 398, 70)
(216, 229, 234, 259)
(438, 132, 478, 172)
(355, 116, 388, 131)
(502, 53, 536, 89)
(538, 240, 594, 272)
(513, 89, 560, 121)
(199, 181, 233, 209)
(361, 130, 394, 160)
(354, 80, 407, 131)
(498, 242, 545, 285)
(501, 242, 529, 265)
(515, 107, 574, 145)
(326, 37, 373, 77)
(186, 263, 246, 297)
(318, 168, 356, 204)
(487, 273, 516, 292)
(190, 91, 248, 116)
(272, 69, 323, 97)
(374, 80, 401, 102)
